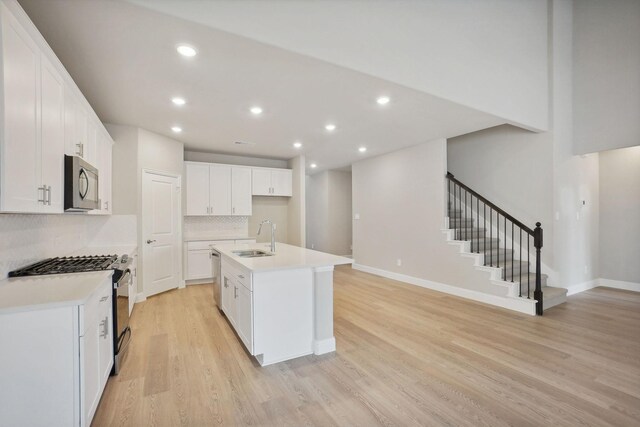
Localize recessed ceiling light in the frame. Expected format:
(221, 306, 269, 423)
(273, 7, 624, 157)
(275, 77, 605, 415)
(171, 126, 182, 133)
(172, 97, 186, 106)
(176, 45, 197, 57)
(250, 106, 263, 115)
(359, 146, 367, 153)
(293, 142, 302, 149)
(325, 124, 336, 131)
(310, 163, 317, 168)
(377, 96, 390, 105)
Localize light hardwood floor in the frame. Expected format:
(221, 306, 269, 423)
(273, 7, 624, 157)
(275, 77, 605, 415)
(93, 266, 640, 426)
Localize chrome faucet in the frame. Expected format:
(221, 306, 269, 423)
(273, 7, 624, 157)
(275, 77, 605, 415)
(257, 219, 276, 252)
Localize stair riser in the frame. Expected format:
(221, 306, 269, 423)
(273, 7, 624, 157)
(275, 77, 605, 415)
(480, 251, 515, 263)
(517, 277, 548, 293)
(449, 219, 474, 226)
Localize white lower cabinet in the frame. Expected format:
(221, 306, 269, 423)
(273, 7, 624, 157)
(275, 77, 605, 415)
(220, 258, 314, 366)
(221, 261, 254, 353)
(0, 275, 113, 426)
(185, 240, 257, 282)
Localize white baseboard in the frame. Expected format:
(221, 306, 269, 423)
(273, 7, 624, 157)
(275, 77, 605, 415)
(565, 278, 640, 296)
(313, 337, 336, 355)
(566, 279, 599, 296)
(352, 263, 536, 315)
(599, 278, 640, 292)
(135, 292, 147, 303)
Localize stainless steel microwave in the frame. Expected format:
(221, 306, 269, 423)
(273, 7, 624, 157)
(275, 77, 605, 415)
(64, 155, 100, 211)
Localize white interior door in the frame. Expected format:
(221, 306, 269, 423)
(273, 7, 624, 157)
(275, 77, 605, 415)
(142, 171, 181, 298)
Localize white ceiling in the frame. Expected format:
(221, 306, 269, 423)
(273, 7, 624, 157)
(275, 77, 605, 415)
(19, 0, 504, 173)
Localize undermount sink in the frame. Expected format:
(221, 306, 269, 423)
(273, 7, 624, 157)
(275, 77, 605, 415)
(232, 249, 274, 258)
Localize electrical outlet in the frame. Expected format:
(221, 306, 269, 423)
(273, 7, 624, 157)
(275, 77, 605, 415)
(396, 259, 402, 267)
(584, 265, 589, 274)
(354, 213, 360, 220)
(311, 244, 315, 249)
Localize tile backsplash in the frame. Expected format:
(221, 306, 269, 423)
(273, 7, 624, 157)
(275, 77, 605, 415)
(0, 214, 137, 279)
(184, 216, 249, 238)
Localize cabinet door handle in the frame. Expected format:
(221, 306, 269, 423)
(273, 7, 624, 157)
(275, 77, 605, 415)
(232, 207, 235, 214)
(46, 186, 52, 205)
(100, 296, 109, 302)
(234, 285, 238, 299)
(146, 239, 156, 244)
(105, 201, 109, 210)
(38, 186, 46, 204)
(238, 274, 244, 279)
(99, 317, 109, 339)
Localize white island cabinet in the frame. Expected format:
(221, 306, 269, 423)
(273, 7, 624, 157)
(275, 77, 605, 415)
(0, 271, 114, 427)
(216, 243, 352, 366)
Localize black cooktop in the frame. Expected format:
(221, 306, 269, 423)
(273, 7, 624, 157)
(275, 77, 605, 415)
(8, 255, 118, 277)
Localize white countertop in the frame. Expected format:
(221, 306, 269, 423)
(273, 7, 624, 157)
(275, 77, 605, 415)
(214, 242, 352, 273)
(0, 271, 113, 314)
(71, 245, 138, 257)
(184, 234, 255, 242)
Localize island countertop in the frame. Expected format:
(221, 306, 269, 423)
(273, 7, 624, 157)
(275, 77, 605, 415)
(213, 242, 352, 272)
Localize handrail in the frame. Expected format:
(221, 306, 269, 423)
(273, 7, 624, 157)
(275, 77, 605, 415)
(446, 172, 544, 315)
(447, 172, 534, 235)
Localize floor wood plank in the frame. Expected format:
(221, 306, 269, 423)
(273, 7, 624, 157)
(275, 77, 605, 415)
(93, 266, 640, 426)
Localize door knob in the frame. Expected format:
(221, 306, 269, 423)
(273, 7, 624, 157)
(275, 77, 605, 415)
(146, 239, 156, 244)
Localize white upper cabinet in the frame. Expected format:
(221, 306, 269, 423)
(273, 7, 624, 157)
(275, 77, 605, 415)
(185, 162, 251, 216)
(210, 164, 232, 215)
(251, 168, 272, 196)
(40, 55, 65, 213)
(0, 4, 65, 213)
(185, 162, 210, 215)
(90, 130, 112, 215)
(0, 1, 112, 214)
(252, 167, 292, 197)
(231, 167, 252, 215)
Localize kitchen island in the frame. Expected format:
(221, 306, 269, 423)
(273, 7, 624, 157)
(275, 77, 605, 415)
(213, 242, 352, 366)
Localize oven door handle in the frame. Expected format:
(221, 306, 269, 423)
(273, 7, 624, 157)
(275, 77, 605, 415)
(115, 269, 132, 288)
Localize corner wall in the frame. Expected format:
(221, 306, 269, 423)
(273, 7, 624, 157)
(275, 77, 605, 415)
(599, 146, 640, 284)
(305, 169, 352, 256)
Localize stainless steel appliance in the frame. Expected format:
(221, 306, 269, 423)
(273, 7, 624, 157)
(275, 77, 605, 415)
(210, 247, 222, 308)
(9, 254, 133, 375)
(111, 255, 132, 375)
(64, 155, 100, 211)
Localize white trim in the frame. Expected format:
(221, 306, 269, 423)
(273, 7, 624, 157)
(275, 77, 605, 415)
(135, 292, 147, 303)
(313, 266, 335, 273)
(566, 279, 599, 296)
(313, 337, 336, 355)
(598, 278, 640, 292)
(352, 263, 536, 315)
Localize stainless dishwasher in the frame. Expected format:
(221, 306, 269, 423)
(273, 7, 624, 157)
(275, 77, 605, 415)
(210, 246, 222, 308)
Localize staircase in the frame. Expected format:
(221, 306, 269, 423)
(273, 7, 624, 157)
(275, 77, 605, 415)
(445, 173, 567, 314)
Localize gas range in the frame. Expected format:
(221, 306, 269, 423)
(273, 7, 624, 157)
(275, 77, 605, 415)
(8, 253, 134, 376)
(8, 255, 120, 277)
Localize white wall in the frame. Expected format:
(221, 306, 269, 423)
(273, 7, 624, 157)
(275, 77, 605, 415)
(108, 125, 184, 294)
(184, 150, 287, 168)
(599, 146, 640, 284)
(447, 125, 555, 265)
(105, 124, 138, 215)
(131, 0, 549, 131)
(551, 0, 600, 290)
(306, 170, 352, 256)
(250, 197, 288, 244)
(573, 0, 640, 154)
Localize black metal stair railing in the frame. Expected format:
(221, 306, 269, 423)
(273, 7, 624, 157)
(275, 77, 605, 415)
(446, 172, 544, 315)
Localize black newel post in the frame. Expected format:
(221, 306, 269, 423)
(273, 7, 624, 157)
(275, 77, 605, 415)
(534, 222, 544, 315)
